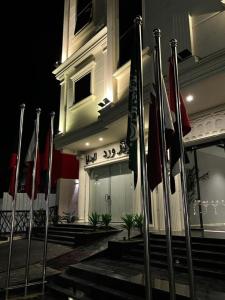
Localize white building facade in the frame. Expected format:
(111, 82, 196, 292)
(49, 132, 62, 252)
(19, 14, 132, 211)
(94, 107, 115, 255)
(53, 0, 225, 231)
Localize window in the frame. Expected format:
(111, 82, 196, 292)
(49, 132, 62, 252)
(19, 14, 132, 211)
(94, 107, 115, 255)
(185, 139, 225, 230)
(75, 0, 92, 34)
(74, 73, 91, 104)
(119, 0, 142, 67)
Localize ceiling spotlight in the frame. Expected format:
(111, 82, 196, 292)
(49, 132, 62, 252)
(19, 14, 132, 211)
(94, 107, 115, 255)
(85, 142, 90, 146)
(99, 137, 103, 141)
(186, 95, 194, 102)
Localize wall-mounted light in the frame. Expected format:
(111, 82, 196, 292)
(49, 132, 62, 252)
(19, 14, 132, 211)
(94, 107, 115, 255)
(98, 98, 112, 114)
(85, 142, 90, 146)
(98, 98, 111, 108)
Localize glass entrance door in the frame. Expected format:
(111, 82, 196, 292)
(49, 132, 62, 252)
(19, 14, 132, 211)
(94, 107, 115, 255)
(185, 140, 225, 231)
(89, 161, 134, 222)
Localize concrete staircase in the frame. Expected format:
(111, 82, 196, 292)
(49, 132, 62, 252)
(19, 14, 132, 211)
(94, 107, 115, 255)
(33, 223, 120, 246)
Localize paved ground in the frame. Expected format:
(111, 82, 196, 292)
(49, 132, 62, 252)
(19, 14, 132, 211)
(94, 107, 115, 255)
(0, 238, 72, 274)
(0, 225, 128, 297)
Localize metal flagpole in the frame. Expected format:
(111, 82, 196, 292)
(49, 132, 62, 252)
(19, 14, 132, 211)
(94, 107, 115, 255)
(153, 29, 176, 300)
(42, 112, 55, 295)
(5, 104, 25, 300)
(25, 108, 41, 296)
(193, 149, 204, 230)
(135, 16, 152, 300)
(170, 39, 195, 299)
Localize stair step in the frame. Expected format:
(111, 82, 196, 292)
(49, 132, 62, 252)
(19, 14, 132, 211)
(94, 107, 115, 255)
(67, 263, 144, 297)
(149, 251, 225, 268)
(44, 230, 78, 237)
(36, 233, 75, 242)
(53, 224, 95, 229)
(59, 273, 144, 300)
(47, 282, 74, 300)
(149, 244, 225, 256)
(49, 226, 93, 232)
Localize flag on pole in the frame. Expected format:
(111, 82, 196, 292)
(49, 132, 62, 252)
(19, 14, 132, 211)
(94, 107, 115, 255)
(147, 54, 174, 192)
(147, 92, 161, 191)
(24, 130, 40, 200)
(168, 57, 191, 193)
(8, 152, 17, 197)
(126, 23, 139, 188)
(41, 129, 51, 199)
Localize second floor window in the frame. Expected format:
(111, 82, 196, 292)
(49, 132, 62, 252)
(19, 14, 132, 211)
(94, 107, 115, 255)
(75, 0, 93, 34)
(74, 73, 91, 104)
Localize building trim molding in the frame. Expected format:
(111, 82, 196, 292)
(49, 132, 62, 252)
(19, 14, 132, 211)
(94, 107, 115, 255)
(53, 27, 107, 81)
(179, 49, 225, 88)
(184, 104, 225, 146)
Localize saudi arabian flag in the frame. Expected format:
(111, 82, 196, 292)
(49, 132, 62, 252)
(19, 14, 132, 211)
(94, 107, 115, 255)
(126, 23, 140, 188)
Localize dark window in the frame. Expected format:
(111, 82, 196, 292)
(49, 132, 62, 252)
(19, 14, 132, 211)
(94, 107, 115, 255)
(119, 0, 142, 67)
(74, 73, 91, 104)
(75, 0, 92, 34)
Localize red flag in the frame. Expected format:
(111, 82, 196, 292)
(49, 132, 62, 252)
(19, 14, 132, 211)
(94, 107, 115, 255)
(148, 77, 174, 192)
(8, 153, 17, 197)
(41, 129, 51, 199)
(147, 93, 162, 191)
(24, 131, 40, 200)
(168, 57, 191, 193)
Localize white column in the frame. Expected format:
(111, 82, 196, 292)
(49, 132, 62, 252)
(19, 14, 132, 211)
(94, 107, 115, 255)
(61, 0, 70, 63)
(77, 155, 88, 222)
(107, 0, 119, 102)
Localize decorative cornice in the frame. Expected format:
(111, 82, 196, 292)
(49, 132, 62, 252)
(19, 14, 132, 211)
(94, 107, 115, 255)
(184, 104, 225, 145)
(179, 49, 225, 88)
(53, 27, 107, 81)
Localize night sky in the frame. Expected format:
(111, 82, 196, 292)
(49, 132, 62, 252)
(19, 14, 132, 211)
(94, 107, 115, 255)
(0, 1, 64, 194)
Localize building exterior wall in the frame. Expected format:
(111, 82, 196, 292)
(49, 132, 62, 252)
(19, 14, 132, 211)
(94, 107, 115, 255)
(53, 0, 225, 229)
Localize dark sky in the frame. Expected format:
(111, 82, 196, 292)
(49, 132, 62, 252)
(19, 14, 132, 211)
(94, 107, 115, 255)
(0, 1, 64, 193)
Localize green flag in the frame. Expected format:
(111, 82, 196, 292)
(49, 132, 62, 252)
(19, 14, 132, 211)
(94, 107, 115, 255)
(126, 22, 141, 188)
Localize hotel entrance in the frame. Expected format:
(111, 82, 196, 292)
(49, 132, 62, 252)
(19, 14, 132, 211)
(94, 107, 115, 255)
(186, 139, 225, 231)
(89, 161, 134, 222)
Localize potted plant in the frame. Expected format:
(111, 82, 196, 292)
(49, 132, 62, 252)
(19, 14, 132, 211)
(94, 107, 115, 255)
(121, 214, 134, 240)
(33, 209, 46, 228)
(62, 211, 78, 223)
(51, 214, 61, 225)
(134, 213, 143, 236)
(101, 213, 112, 229)
(88, 212, 100, 231)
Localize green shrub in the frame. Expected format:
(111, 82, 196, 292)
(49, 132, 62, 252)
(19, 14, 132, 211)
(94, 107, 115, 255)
(101, 214, 112, 229)
(88, 212, 100, 230)
(134, 214, 144, 236)
(33, 209, 46, 227)
(62, 211, 77, 223)
(121, 214, 134, 240)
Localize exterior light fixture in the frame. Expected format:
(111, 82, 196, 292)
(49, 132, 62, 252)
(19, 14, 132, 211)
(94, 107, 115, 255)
(98, 98, 111, 108)
(99, 137, 103, 141)
(186, 95, 194, 102)
(85, 142, 90, 146)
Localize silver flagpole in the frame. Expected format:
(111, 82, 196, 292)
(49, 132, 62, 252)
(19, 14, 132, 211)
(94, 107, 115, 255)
(5, 104, 25, 300)
(135, 16, 152, 300)
(153, 29, 176, 300)
(42, 112, 55, 295)
(170, 39, 195, 299)
(25, 108, 41, 296)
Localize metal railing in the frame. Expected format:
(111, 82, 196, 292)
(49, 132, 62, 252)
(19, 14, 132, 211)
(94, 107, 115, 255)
(0, 206, 58, 233)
